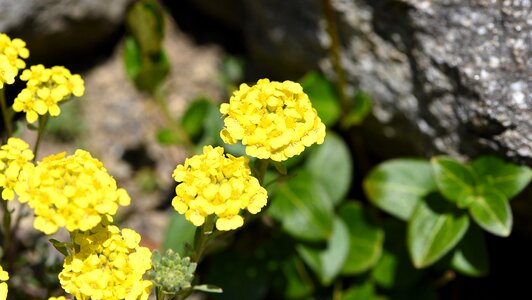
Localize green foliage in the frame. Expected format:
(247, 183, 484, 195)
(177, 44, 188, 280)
(305, 132, 352, 205)
(124, 0, 169, 94)
(338, 202, 384, 275)
(364, 159, 436, 220)
(365, 155, 531, 270)
(407, 193, 469, 268)
(342, 90, 373, 127)
(163, 213, 196, 255)
(180, 97, 211, 141)
(300, 72, 340, 126)
(268, 170, 334, 241)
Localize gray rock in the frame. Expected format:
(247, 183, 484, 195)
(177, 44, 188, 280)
(189, 0, 532, 165)
(0, 0, 133, 65)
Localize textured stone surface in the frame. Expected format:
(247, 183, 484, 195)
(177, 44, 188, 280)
(0, 0, 132, 65)
(189, 0, 532, 164)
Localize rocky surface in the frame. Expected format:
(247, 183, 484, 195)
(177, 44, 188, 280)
(188, 0, 532, 164)
(0, 0, 132, 65)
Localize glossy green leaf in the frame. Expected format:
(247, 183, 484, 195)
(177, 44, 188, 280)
(193, 284, 223, 293)
(469, 187, 513, 237)
(269, 170, 334, 241)
(306, 133, 352, 205)
(431, 157, 476, 208)
(162, 214, 196, 255)
(451, 224, 489, 277)
(364, 159, 437, 220)
(372, 249, 422, 289)
(338, 202, 384, 275)
(300, 71, 341, 126)
(407, 193, 470, 268)
(471, 156, 532, 199)
(180, 98, 210, 141)
(296, 217, 349, 285)
(342, 90, 372, 127)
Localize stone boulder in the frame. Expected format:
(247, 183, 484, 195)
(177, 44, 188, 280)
(186, 0, 531, 165)
(0, 0, 133, 66)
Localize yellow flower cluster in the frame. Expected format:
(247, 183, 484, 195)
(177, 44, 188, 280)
(0, 265, 8, 300)
(172, 145, 267, 231)
(13, 64, 85, 123)
(14, 149, 130, 234)
(220, 79, 326, 161)
(59, 223, 152, 300)
(0, 138, 34, 201)
(0, 33, 28, 89)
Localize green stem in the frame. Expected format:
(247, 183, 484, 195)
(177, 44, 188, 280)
(320, 0, 350, 116)
(1, 196, 12, 262)
(33, 114, 49, 162)
(0, 88, 13, 138)
(154, 87, 194, 151)
(332, 280, 342, 300)
(256, 159, 270, 185)
(191, 215, 214, 263)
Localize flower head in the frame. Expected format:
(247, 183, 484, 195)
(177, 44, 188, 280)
(147, 249, 197, 294)
(59, 224, 152, 300)
(13, 64, 85, 123)
(0, 138, 34, 201)
(0, 33, 29, 89)
(14, 149, 130, 234)
(0, 265, 8, 300)
(172, 145, 267, 231)
(220, 79, 326, 161)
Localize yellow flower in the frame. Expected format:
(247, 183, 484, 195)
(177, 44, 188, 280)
(13, 64, 84, 123)
(0, 33, 28, 89)
(220, 79, 326, 161)
(59, 224, 152, 300)
(172, 145, 267, 231)
(0, 265, 8, 300)
(0, 138, 34, 201)
(14, 149, 130, 234)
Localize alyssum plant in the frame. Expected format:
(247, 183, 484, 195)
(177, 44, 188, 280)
(0, 33, 326, 300)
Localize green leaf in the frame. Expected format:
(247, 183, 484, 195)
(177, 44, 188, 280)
(471, 156, 532, 199)
(133, 51, 170, 93)
(126, 0, 165, 56)
(372, 249, 422, 289)
(300, 71, 341, 126)
(341, 281, 384, 300)
(268, 170, 334, 241)
(364, 159, 437, 221)
(342, 90, 372, 127)
(338, 202, 384, 275)
(272, 161, 287, 175)
(281, 256, 314, 299)
(296, 217, 350, 285)
(306, 133, 352, 206)
(407, 193, 470, 268)
(431, 157, 476, 208)
(49, 239, 70, 256)
(469, 187, 513, 237)
(123, 36, 142, 80)
(156, 128, 181, 145)
(180, 98, 210, 141)
(451, 224, 489, 277)
(193, 284, 223, 293)
(162, 214, 196, 255)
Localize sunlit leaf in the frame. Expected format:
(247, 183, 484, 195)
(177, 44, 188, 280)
(306, 133, 352, 205)
(407, 193, 469, 268)
(469, 187, 512, 237)
(431, 157, 476, 208)
(300, 71, 341, 126)
(364, 159, 436, 220)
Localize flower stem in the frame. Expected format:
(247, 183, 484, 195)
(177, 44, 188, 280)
(1, 196, 12, 262)
(256, 159, 270, 185)
(191, 215, 214, 263)
(154, 87, 194, 152)
(320, 0, 350, 116)
(33, 114, 49, 161)
(0, 88, 13, 138)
